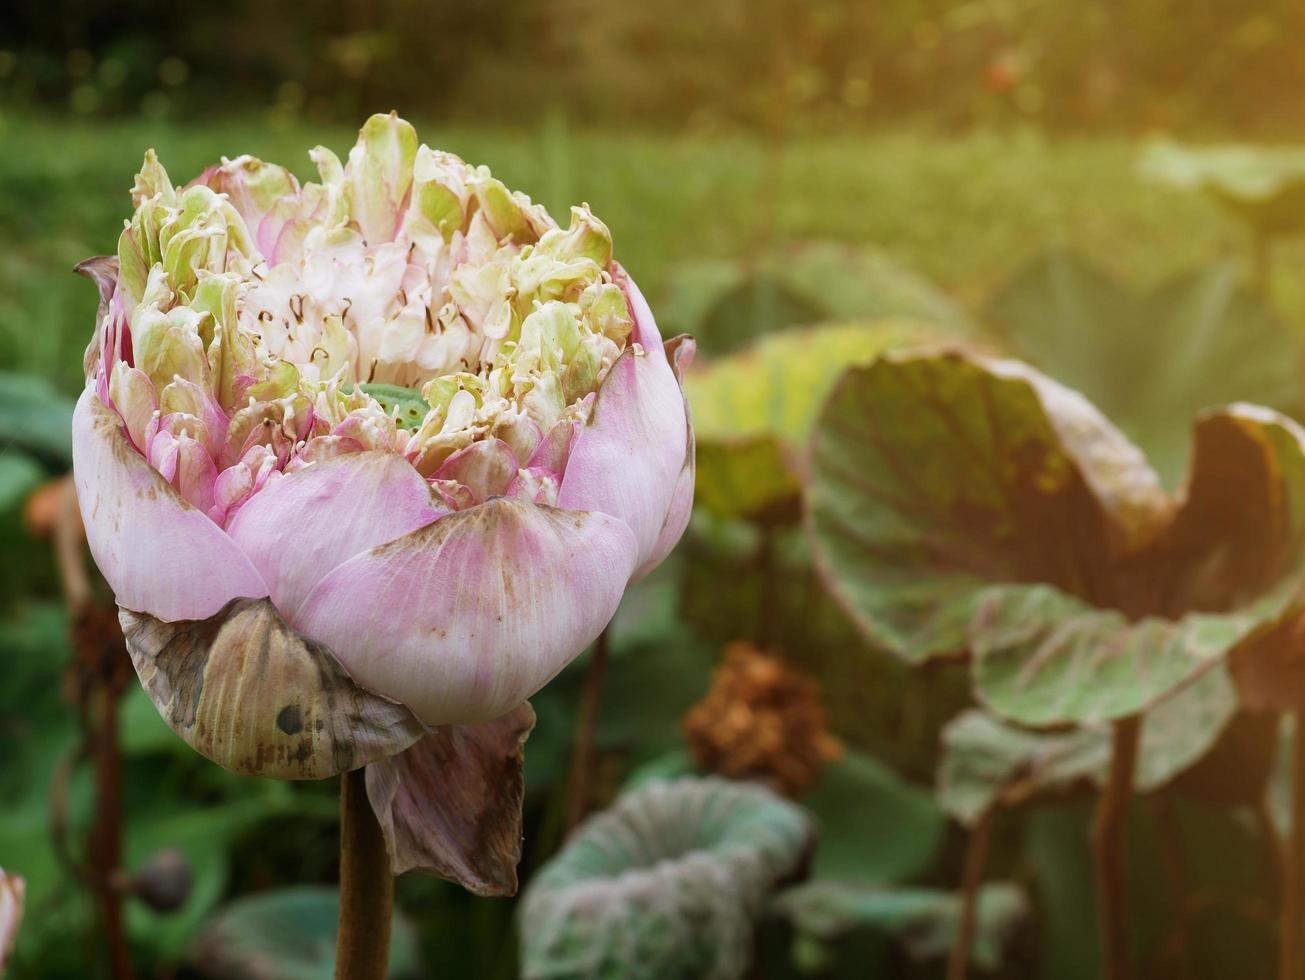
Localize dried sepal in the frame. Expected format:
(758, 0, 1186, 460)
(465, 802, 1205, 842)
(365, 702, 535, 894)
(120, 598, 426, 779)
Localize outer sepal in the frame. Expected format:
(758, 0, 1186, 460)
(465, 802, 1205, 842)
(120, 598, 426, 779)
(365, 703, 535, 894)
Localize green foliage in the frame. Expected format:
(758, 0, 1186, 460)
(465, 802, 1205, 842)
(685, 320, 947, 523)
(774, 880, 1027, 973)
(0, 372, 75, 466)
(985, 250, 1303, 486)
(188, 886, 421, 979)
(664, 244, 972, 355)
(803, 751, 944, 885)
(1140, 140, 1305, 238)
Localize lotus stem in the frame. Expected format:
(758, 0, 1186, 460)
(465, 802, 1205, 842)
(1151, 794, 1193, 978)
(1252, 229, 1274, 300)
(755, 527, 778, 648)
(337, 768, 392, 980)
(53, 480, 134, 980)
(947, 805, 995, 980)
(1092, 716, 1141, 980)
(1281, 710, 1305, 980)
(565, 629, 611, 831)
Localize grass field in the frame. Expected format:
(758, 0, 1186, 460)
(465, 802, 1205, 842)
(2, 112, 1297, 395)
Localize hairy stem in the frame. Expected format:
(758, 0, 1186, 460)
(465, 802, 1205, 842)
(54, 480, 134, 980)
(1093, 716, 1141, 980)
(947, 806, 995, 980)
(565, 629, 611, 831)
(90, 682, 132, 980)
(336, 768, 392, 980)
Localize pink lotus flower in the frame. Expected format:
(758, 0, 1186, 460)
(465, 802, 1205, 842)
(72, 114, 694, 760)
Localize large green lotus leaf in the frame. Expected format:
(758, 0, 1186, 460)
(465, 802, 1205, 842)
(986, 250, 1302, 487)
(519, 777, 813, 980)
(188, 886, 420, 980)
(938, 664, 1236, 825)
(808, 349, 1169, 665)
(0, 371, 75, 466)
(1140, 140, 1305, 237)
(661, 243, 973, 354)
(772, 880, 1027, 972)
(809, 350, 1305, 727)
(687, 321, 946, 522)
(803, 750, 944, 884)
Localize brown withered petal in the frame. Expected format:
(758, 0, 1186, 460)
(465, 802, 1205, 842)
(120, 598, 427, 779)
(365, 702, 535, 895)
(74, 254, 119, 379)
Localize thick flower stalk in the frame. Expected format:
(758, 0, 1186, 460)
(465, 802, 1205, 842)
(70, 114, 693, 886)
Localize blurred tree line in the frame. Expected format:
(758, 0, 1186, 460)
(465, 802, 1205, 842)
(4, 0, 1305, 135)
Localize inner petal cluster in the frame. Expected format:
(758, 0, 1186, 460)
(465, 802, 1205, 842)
(95, 113, 633, 527)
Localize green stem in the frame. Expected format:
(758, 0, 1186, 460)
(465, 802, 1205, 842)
(1282, 710, 1305, 980)
(1253, 229, 1274, 300)
(565, 629, 611, 831)
(1092, 716, 1140, 980)
(947, 806, 995, 980)
(336, 768, 391, 980)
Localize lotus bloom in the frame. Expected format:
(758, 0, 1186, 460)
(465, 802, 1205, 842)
(72, 114, 694, 793)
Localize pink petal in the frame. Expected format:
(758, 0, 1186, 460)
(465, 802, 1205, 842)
(72, 388, 268, 620)
(294, 498, 639, 725)
(612, 263, 665, 353)
(433, 439, 519, 506)
(226, 451, 446, 621)
(557, 343, 689, 570)
(633, 334, 696, 579)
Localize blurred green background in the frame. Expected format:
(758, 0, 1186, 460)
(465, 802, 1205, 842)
(5, 1, 1305, 978)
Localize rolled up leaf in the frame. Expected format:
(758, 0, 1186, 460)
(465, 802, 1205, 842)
(519, 777, 813, 980)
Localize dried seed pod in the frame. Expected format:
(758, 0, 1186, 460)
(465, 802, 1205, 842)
(130, 848, 192, 913)
(684, 643, 842, 797)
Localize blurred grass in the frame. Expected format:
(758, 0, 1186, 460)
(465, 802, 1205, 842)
(3, 111, 1299, 397)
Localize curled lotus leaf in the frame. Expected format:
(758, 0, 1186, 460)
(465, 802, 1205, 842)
(365, 702, 534, 894)
(938, 664, 1236, 826)
(809, 349, 1305, 728)
(519, 777, 814, 980)
(121, 598, 426, 780)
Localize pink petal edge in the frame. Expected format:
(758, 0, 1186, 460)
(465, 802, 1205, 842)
(294, 497, 639, 725)
(72, 387, 268, 621)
